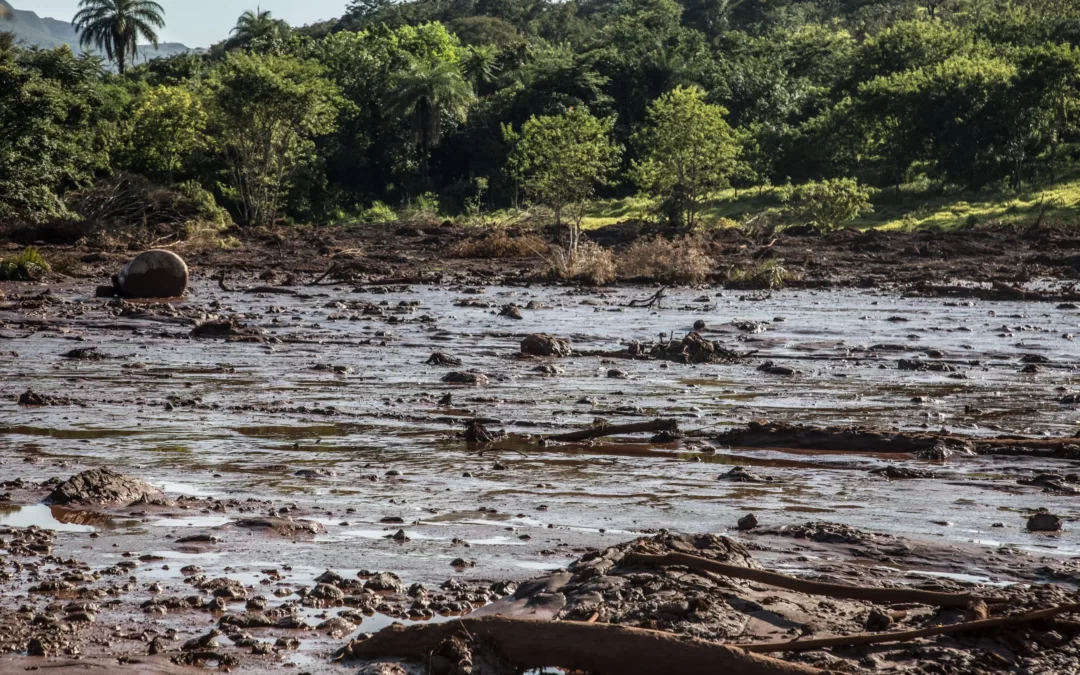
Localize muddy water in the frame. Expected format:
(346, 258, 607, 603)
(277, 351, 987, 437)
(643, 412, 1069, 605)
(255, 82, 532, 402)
(2, 282, 1079, 587)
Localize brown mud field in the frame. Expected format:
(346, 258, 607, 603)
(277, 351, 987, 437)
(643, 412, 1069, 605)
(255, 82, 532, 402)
(2, 223, 1080, 674)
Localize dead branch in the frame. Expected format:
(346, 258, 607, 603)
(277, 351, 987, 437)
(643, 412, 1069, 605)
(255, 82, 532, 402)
(336, 616, 824, 675)
(547, 418, 679, 443)
(628, 286, 668, 309)
(308, 263, 339, 286)
(737, 603, 1080, 653)
(623, 552, 995, 608)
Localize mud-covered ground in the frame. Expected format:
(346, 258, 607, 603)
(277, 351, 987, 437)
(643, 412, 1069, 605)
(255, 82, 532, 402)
(6, 219, 1080, 289)
(2, 225, 1080, 673)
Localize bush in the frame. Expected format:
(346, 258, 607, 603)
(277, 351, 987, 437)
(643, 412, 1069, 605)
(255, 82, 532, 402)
(360, 201, 396, 223)
(449, 230, 549, 258)
(776, 178, 876, 231)
(0, 247, 50, 280)
(726, 260, 793, 290)
(548, 240, 616, 285)
(617, 235, 713, 284)
(60, 173, 232, 244)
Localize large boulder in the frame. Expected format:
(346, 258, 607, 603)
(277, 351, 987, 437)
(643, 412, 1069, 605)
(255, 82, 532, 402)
(521, 333, 571, 357)
(45, 468, 162, 506)
(116, 250, 188, 298)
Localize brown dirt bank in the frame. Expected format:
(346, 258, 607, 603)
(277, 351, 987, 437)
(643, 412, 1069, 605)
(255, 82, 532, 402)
(4, 220, 1080, 289)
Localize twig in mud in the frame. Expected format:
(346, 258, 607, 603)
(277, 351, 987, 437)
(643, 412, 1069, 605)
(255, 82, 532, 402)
(628, 286, 667, 309)
(547, 419, 680, 443)
(736, 603, 1080, 653)
(308, 263, 339, 286)
(217, 270, 234, 292)
(622, 552, 998, 609)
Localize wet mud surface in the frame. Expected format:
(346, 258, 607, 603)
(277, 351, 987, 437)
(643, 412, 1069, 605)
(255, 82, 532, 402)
(2, 269, 1080, 672)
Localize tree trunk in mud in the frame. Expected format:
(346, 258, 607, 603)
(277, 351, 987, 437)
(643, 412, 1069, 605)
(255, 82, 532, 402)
(341, 616, 825, 675)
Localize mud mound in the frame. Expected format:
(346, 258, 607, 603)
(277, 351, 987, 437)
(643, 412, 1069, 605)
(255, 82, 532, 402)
(44, 468, 161, 506)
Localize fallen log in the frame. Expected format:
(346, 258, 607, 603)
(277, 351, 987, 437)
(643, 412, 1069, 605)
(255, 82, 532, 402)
(547, 418, 679, 443)
(737, 603, 1080, 653)
(623, 552, 994, 608)
(336, 616, 824, 675)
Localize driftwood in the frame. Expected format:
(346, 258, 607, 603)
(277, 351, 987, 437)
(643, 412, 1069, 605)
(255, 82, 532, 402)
(547, 418, 679, 443)
(336, 616, 824, 675)
(216, 270, 296, 295)
(308, 263, 339, 286)
(623, 553, 993, 608)
(737, 603, 1080, 653)
(628, 286, 668, 309)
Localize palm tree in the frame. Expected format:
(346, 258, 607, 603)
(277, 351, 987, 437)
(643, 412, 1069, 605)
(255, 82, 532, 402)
(461, 44, 501, 95)
(390, 57, 475, 186)
(72, 0, 164, 74)
(230, 8, 288, 46)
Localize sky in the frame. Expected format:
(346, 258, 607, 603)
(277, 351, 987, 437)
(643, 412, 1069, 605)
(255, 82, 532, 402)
(25, 0, 352, 47)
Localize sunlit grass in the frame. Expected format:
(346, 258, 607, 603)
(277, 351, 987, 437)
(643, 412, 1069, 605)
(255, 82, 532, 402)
(582, 173, 1080, 231)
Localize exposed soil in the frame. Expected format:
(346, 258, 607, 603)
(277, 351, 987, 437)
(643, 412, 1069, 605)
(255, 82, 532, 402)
(2, 222, 1080, 673)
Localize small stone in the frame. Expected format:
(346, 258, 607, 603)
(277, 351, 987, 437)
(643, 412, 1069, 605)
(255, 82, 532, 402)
(737, 513, 758, 531)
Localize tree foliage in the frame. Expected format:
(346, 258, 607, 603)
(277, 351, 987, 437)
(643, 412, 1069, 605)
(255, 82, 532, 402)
(777, 178, 876, 231)
(631, 86, 739, 229)
(73, 0, 165, 74)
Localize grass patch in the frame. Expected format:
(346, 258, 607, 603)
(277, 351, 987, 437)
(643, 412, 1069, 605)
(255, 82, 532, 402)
(0, 247, 50, 280)
(583, 173, 1080, 231)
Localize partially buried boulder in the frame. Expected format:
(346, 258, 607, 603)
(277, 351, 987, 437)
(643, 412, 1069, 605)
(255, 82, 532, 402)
(115, 249, 188, 298)
(45, 468, 162, 506)
(521, 333, 571, 357)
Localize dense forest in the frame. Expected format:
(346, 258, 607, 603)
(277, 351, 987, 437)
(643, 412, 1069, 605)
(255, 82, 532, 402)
(2, 0, 1080, 236)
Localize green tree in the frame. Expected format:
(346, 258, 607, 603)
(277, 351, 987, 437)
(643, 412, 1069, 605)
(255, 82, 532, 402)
(631, 86, 739, 230)
(777, 178, 876, 231)
(390, 56, 475, 187)
(461, 44, 501, 94)
(72, 0, 165, 75)
(229, 8, 290, 48)
(0, 39, 114, 222)
(126, 85, 207, 181)
(503, 107, 620, 258)
(206, 52, 343, 228)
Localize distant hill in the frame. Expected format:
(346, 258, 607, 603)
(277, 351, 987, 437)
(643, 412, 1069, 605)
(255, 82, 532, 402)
(0, 0, 190, 64)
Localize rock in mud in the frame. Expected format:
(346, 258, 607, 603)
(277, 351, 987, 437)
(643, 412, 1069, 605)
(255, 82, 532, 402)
(191, 319, 263, 339)
(364, 572, 405, 593)
(463, 419, 498, 443)
(1027, 512, 1063, 532)
(116, 249, 188, 298)
(45, 468, 162, 506)
(756, 361, 795, 376)
(61, 347, 105, 360)
(17, 390, 75, 406)
(718, 466, 773, 483)
(737, 513, 759, 530)
(499, 304, 523, 320)
(442, 371, 489, 385)
(521, 333, 571, 357)
(871, 466, 937, 479)
(425, 351, 462, 366)
(232, 517, 324, 536)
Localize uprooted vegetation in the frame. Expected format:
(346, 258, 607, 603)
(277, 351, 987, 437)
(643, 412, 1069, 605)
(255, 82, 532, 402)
(7, 174, 231, 248)
(546, 240, 617, 285)
(725, 259, 794, 290)
(616, 235, 714, 284)
(0, 246, 50, 280)
(449, 229, 549, 259)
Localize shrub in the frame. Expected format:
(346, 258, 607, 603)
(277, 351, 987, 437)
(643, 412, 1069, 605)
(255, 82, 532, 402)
(0, 247, 50, 280)
(397, 192, 441, 224)
(547, 240, 616, 285)
(776, 178, 876, 231)
(726, 260, 793, 290)
(617, 236, 713, 284)
(360, 201, 396, 223)
(450, 230, 549, 258)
